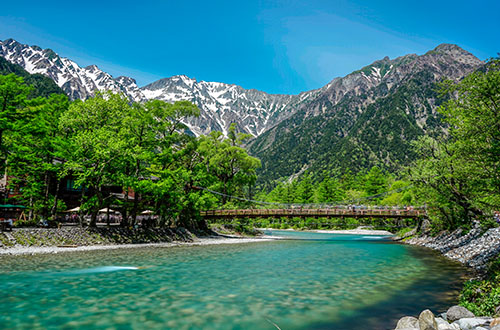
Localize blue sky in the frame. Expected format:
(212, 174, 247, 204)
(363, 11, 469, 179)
(1, 0, 498, 94)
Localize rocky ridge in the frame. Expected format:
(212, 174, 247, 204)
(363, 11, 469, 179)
(141, 74, 321, 136)
(0, 39, 145, 101)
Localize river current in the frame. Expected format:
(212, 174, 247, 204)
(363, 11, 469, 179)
(0, 230, 465, 329)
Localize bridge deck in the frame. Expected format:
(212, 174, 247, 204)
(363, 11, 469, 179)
(201, 208, 424, 219)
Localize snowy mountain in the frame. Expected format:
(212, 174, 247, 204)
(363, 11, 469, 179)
(0, 38, 321, 136)
(0, 39, 484, 146)
(0, 39, 145, 102)
(141, 75, 322, 136)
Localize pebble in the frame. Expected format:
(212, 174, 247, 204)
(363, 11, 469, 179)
(404, 222, 500, 270)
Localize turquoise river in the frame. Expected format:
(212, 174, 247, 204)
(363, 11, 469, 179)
(0, 230, 466, 329)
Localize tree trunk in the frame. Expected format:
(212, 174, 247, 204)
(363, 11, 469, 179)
(79, 187, 85, 227)
(50, 177, 62, 220)
(28, 196, 34, 221)
(89, 188, 103, 227)
(132, 191, 139, 227)
(43, 171, 50, 219)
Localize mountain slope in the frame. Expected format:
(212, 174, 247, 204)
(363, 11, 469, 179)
(141, 75, 322, 136)
(249, 44, 484, 185)
(0, 39, 144, 102)
(0, 56, 65, 98)
(0, 38, 320, 137)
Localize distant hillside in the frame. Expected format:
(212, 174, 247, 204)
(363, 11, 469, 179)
(248, 44, 484, 186)
(0, 56, 65, 98)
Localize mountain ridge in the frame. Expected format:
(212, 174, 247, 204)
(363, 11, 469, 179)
(0, 38, 485, 185)
(249, 43, 483, 185)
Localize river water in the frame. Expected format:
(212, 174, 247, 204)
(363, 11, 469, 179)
(0, 230, 465, 329)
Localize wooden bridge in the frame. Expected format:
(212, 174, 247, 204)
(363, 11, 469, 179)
(200, 208, 425, 220)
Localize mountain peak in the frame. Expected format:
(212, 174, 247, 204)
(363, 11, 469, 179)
(429, 43, 473, 57)
(426, 43, 482, 66)
(85, 64, 100, 71)
(433, 43, 463, 51)
(3, 38, 19, 46)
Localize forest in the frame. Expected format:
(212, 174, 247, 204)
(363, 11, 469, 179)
(0, 59, 498, 232)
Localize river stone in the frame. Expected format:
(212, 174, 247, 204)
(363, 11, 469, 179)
(452, 318, 487, 330)
(396, 316, 419, 329)
(446, 306, 475, 322)
(421, 219, 432, 234)
(435, 317, 459, 330)
(492, 318, 500, 326)
(419, 309, 438, 330)
(492, 325, 500, 330)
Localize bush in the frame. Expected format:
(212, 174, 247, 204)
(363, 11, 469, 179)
(459, 257, 500, 316)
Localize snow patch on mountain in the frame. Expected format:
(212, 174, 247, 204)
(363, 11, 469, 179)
(0, 38, 321, 137)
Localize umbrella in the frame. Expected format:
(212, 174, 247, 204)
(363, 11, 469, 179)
(141, 210, 154, 215)
(98, 208, 119, 214)
(66, 206, 80, 212)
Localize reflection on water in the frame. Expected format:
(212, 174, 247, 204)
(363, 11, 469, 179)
(0, 230, 465, 330)
(61, 266, 142, 275)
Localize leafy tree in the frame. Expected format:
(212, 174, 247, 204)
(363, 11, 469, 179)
(315, 176, 345, 203)
(59, 92, 132, 226)
(199, 123, 261, 206)
(363, 166, 389, 197)
(7, 94, 70, 220)
(295, 174, 314, 203)
(0, 74, 31, 173)
(410, 59, 500, 229)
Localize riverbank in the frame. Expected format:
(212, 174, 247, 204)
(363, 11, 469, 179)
(392, 225, 500, 329)
(403, 225, 500, 270)
(0, 227, 277, 256)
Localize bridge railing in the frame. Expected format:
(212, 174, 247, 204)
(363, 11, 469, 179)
(200, 208, 425, 219)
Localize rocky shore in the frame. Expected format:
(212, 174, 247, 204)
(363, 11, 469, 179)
(404, 225, 500, 270)
(394, 306, 499, 330)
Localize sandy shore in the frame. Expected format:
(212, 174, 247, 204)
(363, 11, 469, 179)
(258, 228, 393, 236)
(0, 236, 278, 256)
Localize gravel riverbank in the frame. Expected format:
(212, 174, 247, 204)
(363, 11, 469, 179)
(404, 225, 500, 270)
(0, 227, 277, 256)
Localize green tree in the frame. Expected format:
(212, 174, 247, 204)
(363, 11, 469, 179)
(315, 176, 345, 203)
(7, 94, 69, 220)
(295, 174, 314, 203)
(410, 59, 500, 229)
(363, 166, 389, 197)
(0, 74, 31, 173)
(60, 92, 132, 226)
(199, 123, 261, 206)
